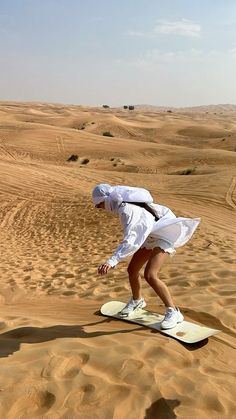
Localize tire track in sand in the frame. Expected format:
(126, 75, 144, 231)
(226, 176, 236, 210)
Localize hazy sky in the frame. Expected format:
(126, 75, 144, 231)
(1, 0, 236, 107)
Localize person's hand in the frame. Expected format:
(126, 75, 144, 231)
(98, 263, 112, 275)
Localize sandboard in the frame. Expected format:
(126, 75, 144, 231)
(100, 301, 220, 344)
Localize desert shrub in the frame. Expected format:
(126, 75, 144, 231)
(103, 131, 114, 137)
(123, 105, 128, 109)
(169, 167, 196, 175)
(179, 168, 194, 175)
(67, 154, 78, 162)
(128, 105, 134, 110)
(72, 123, 85, 130)
(81, 158, 90, 164)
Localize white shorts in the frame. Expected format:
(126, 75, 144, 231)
(141, 236, 176, 255)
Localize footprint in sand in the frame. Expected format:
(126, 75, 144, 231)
(42, 352, 89, 379)
(6, 387, 55, 418)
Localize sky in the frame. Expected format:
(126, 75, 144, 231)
(0, 0, 236, 107)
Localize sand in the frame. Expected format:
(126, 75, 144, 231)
(0, 101, 235, 418)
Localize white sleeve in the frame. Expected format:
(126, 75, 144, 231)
(106, 205, 153, 267)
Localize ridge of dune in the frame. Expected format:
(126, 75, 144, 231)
(0, 101, 235, 418)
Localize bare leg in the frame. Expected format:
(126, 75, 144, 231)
(127, 247, 153, 300)
(144, 247, 175, 308)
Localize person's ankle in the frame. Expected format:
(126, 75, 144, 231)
(133, 296, 142, 301)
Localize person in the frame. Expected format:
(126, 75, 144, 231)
(92, 183, 200, 329)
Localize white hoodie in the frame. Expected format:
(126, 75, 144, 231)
(105, 200, 200, 267)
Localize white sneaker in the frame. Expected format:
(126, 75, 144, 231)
(161, 307, 184, 329)
(119, 297, 146, 317)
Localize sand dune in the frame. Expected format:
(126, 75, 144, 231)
(0, 101, 235, 418)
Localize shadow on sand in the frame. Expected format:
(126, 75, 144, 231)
(0, 310, 208, 358)
(0, 316, 142, 358)
(144, 398, 180, 419)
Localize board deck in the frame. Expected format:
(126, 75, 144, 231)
(101, 301, 220, 344)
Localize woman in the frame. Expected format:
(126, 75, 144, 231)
(92, 183, 200, 329)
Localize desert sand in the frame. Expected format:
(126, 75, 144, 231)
(0, 101, 235, 418)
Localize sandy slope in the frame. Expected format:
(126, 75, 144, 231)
(0, 101, 235, 418)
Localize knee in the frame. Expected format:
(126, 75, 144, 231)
(144, 269, 158, 284)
